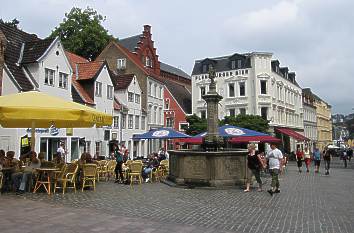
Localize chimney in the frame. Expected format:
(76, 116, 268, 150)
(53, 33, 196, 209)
(143, 25, 151, 33)
(0, 30, 7, 96)
(75, 63, 79, 80)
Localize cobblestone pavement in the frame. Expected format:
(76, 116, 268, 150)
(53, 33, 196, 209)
(1, 161, 354, 233)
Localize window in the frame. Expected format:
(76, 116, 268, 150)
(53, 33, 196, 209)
(261, 107, 268, 120)
(239, 108, 246, 115)
(135, 116, 139, 129)
(229, 109, 236, 117)
(107, 85, 113, 99)
(135, 94, 140, 104)
(141, 116, 146, 130)
(113, 116, 119, 128)
(159, 87, 163, 99)
(165, 99, 170, 110)
(237, 60, 242, 68)
(200, 86, 206, 98)
(228, 83, 235, 97)
(117, 58, 126, 70)
(45, 68, 55, 86)
(154, 106, 157, 124)
(158, 107, 162, 124)
(202, 64, 207, 73)
(128, 92, 134, 102)
(85, 141, 91, 154)
(200, 110, 206, 119)
(148, 82, 152, 95)
(112, 133, 117, 140)
(179, 123, 189, 131)
(104, 130, 110, 141)
(166, 117, 174, 128)
(95, 82, 102, 97)
(260, 80, 267, 94)
(231, 60, 236, 69)
(245, 70, 248, 74)
(59, 72, 68, 89)
(128, 114, 133, 129)
(95, 141, 102, 158)
(121, 114, 126, 129)
(239, 82, 245, 96)
(146, 56, 151, 67)
(154, 84, 158, 97)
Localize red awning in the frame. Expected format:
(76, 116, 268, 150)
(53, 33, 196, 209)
(229, 136, 281, 144)
(275, 127, 309, 141)
(176, 137, 203, 144)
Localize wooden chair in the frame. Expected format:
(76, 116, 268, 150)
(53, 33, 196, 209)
(106, 160, 117, 181)
(129, 162, 143, 186)
(0, 172, 3, 191)
(97, 160, 108, 181)
(54, 163, 78, 194)
(159, 160, 169, 178)
(81, 164, 97, 191)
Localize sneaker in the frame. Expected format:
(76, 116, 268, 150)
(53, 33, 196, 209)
(274, 189, 281, 193)
(145, 178, 150, 183)
(243, 189, 250, 192)
(267, 190, 273, 196)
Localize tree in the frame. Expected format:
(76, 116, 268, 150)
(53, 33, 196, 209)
(185, 114, 207, 136)
(49, 7, 112, 60)
(220, 115, 269, 133)
(346, 118, 354, 139)
(0, 18, 20, 28)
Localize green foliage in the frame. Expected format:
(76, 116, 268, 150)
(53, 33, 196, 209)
(0, 18, 20, 28)
(220, 115, 269, 133)
(49, 7, 112, 60)
(185, 114, 207, 136)
(346, 118, 354, 138)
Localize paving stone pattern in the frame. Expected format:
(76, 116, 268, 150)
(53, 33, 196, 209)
(1, 161, 354, 233)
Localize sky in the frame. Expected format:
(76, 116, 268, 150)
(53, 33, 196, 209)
(1, 0, 353, 114)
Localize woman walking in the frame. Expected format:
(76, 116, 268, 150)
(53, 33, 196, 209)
(323, 149, 331, 175)
(244, 144, 264, 192)
(296, 147, 304, 173)
(113, 144, 124, 183)
(304, 147, 311, 173)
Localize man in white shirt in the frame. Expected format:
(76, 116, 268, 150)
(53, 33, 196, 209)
(57, 143, 66, 162)
(266, 143, 283, 196)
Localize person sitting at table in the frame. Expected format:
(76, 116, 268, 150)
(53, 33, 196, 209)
(13, 151, 41, 193)
(142, 154, 160, 182)
(0, 149, 6, 168)
(53, 152, 65, 166)
(4, 151, 20, 168)
(37, 152, 47, 163)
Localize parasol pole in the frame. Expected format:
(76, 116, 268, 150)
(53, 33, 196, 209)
(31, 121, 35, 151)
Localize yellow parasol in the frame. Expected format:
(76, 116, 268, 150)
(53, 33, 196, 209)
(0, 91, 113, 150)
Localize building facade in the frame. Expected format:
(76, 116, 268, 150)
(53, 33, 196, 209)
(191, 52, 304, 153)
(302, 88, 317, 151)
(314, 95, 333, 150)
(0, 22, 114, 160)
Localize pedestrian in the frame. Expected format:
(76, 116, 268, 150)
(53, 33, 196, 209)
(323, 149, 331, 175)
(313, 147, 321, 173)
(244, 144, 264, 192)
(296, 147, 304, 173)
(113, 144, 124, 183)
(158, 148, 167, 161)
(341, 149, 348, 168)
(57, 142, 66, 162)
(304, 147, 311, 173)
(266, 143, 283, 196)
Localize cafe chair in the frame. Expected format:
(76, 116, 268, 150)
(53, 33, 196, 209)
(159, 160, 169, 178)
(106, 160, 117, 181)
(0, 172, 3, 190)
(96, 160, 108, 181)
(129, 161, 143, 186)
(81, 164, 97, 192)
(54, 163, 78, 194)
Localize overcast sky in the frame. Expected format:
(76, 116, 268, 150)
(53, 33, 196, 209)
(1, 0, 353, 114)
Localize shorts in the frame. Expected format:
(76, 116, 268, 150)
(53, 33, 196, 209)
(297, 160, 302, 167)
(314, 160, 321, 166)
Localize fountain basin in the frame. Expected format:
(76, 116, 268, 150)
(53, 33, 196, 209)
(168, 149, 248, 188)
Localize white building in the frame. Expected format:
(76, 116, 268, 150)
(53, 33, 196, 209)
(0, 22, 114, 161)
(302, 88, 317, 151)
(147, 77, 164, 153)
(191, 52, 305, 153)
(111, 74, 147, 159)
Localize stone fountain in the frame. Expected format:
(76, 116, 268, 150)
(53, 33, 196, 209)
(168, 68, 248, 188)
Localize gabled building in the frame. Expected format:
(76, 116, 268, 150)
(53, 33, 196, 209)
(0, 22, 114, 160)
(97, 25, 191, 153)
(313, 94, 332, 150)
(163, 79, 191, 149)
(191, 52, 305, 153)
(111, 73, 147, 159)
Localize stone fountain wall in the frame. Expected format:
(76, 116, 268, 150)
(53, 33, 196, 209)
(168, 149, 248, 188)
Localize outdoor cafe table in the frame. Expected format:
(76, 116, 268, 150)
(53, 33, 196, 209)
(33, 168, 59, 195)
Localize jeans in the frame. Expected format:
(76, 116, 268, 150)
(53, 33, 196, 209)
(19, 172, 32, 191)
(143, 168, 152, 179)
(114, 161, 124, 181)
(269, 169, 280, 189)
(324, 160, 330, 171)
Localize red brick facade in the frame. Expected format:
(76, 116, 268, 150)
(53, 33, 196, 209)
(164, 87, 188, 132)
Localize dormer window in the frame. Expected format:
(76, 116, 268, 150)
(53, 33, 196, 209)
(231, 60, 236, 69)
(117, 58, 126, 70)
(202, 64, 207, 73)
(237, 60, 242, 68)
(45, 68, 55, 86)
(95, 82, 102, 97)
(146, 56, 152, 67)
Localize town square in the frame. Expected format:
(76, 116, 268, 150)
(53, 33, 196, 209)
(0, 1, 354, 232)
